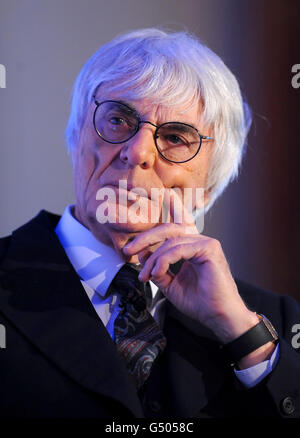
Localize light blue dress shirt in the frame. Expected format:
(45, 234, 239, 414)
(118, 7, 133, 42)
(55, 204, 279, 389)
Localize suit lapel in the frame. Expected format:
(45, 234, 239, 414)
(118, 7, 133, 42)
(0, 211, 144, 417)
(155, 301, 228, 417)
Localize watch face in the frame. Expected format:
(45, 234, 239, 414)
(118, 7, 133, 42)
(261, 315, 279, 340)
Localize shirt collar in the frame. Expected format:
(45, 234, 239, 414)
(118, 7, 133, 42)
(55, 205, 125, 298)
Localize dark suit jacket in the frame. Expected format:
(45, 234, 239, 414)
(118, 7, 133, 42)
(0, 210, 300, 419)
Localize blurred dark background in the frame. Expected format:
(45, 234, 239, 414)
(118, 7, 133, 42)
(0, 0, 299, 300)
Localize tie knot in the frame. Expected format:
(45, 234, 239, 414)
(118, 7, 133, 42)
(113, 263, 142, 292)
(110, 263, 151, 313)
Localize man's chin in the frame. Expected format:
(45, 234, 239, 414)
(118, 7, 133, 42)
(106, 220, 156, 234)
(88, 219, 155, 255)
(102, 220, 155, 247)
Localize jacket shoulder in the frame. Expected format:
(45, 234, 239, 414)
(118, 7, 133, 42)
(0, 210, 62, 266)
(0, 235, 11, 262)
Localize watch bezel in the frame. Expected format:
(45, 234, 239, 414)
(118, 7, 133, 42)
(259, 313, 279, 341)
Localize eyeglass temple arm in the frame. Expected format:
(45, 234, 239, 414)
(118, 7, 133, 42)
(201, 135, 214, 140)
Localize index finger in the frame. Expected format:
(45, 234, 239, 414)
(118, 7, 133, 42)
(122, 222, 192, 255)
(163, 187, 199, 233)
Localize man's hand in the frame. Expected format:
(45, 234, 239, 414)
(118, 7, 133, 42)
(123, 189, 275, 368)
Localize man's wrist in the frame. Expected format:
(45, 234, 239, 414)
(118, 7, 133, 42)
(237, 340, 277, 370)
(212, 308, 260, 344)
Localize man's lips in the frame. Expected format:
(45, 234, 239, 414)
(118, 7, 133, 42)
(100, 182, 156, 200)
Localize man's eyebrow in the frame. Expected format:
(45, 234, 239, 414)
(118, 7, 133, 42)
(117, 100, 139, 115)
(107, 100, 199, 130)
(102, 99, 138, 116)
(164, 122, 198, 132)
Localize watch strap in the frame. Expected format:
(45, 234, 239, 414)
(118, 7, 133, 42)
(223, 314, 278, 363)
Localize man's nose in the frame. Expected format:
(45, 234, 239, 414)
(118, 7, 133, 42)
(119, 125, 157, 169)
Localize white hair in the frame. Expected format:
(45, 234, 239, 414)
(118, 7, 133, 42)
(65, 28, 251, 211)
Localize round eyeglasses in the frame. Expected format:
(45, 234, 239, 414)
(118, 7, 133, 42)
(92, 98, 214, 164)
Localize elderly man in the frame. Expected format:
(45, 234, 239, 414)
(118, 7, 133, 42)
(0, 28, 300, 419)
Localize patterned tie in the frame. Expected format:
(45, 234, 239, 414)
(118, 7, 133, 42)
(111, 263, 167, 389)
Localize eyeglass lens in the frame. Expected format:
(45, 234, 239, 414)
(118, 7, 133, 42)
(94, 101, 201, 162)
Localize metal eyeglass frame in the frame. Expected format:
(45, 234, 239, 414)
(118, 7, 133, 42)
(92, 97, 214, 164)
